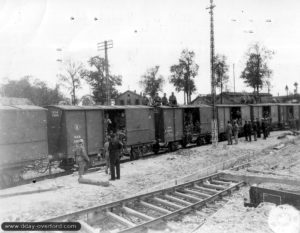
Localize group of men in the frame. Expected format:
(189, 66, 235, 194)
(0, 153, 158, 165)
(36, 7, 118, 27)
(74, 133, 123, 181)
(142, 92, 177, 107)
(226, 118, 271, 145)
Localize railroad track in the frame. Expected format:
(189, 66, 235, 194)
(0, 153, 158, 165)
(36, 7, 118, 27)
(44, 164, 248, 233)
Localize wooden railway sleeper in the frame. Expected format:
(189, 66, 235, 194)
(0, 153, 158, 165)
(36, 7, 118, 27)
(106, 210, 136, 228)
(183, 188, 212, 199)
(202, 182, 226, 190)
(193, 184, 219, 194)
(174, 190, 202, 202)
(139, 200, 171, 215)
(164, 194, 193, 206)
(153, 197, 183, 210)
(122, 205, 154, 221)
(210, 179, 232, 186)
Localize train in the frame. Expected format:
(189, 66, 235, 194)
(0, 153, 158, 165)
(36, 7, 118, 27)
(0, 103, 299, 187)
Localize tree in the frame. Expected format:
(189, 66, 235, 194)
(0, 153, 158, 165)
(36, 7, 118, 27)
(84, 56, 122, 104)
(1, 76, 66, 106)
(285, 85, 289, 96)
(240, 43, 274, 103)
(58, 59, 85, 105)
(213, 54, 229, 104)
(294, 82, 298, 94)
(139, 66, 164, 99)
(169, 49, 199, 104)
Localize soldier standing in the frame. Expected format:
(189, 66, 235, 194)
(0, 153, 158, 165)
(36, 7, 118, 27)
(142, 93, 149, 105)
(169, 92, 177, 107)
(103, 136, 111, 174)
(153, 93, 162, 106)
(233, 120, 239, 144)
(226, 121, 233, 145)
(162, 93, 169, 106)
(248, 120, 252, 142)
(74, 139, 90, 179)
(252, 120, 258, 141)
(244, 121, 249, 141)
(108, 134, 123, 180)
(261, 118, 267, 139)
(256, 118, 261, 138)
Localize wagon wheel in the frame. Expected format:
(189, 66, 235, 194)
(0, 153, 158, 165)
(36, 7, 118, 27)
(153, 143, 160, 154)
(181, 137, 188, 148)
(196, 137, 203, 146)
(168, 142, 177, 152)
(130, 147, 141, 160)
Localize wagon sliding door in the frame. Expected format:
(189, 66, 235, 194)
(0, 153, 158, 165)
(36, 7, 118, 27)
(241, 106, 251, 123)
(85, 110, 104, 155)
(125, 108, 155, 146)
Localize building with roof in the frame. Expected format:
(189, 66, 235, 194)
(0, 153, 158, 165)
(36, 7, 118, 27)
(115, 90, 143, 105)
(192, 92, 276, 105)
(0, 97, 33, 106)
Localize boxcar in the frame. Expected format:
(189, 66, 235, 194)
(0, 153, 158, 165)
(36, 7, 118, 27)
(278, 103, 300, 129)
(250, 103, 279, 129)
(154, 105, 212, 151)
(46, 105, 155, 165)
(0, 105, 48, 186)
(216, 104, 250, 139)
(154, 106, 183, 151)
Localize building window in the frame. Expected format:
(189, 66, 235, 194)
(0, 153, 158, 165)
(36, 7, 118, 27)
(120, 100, 125, 105)
(135, 99, 140, 105)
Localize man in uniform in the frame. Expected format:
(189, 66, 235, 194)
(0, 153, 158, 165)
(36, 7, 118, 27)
(142, 93, 149, 105)
(233, 120, 239, 144)
(252, 120, 258, 141)
(108, 134, 123, 180)
(244, 121, 249, 141)
(261, 118, 267, 139)
(256, 118, 261, 138)
(162, 93, 168, 106)
(74, 139, 90, 179)
(153, 93, 162, 106)
(226, 121, 233, 145)
(103, 136, 111, 175)
(169, 92, 177, 107)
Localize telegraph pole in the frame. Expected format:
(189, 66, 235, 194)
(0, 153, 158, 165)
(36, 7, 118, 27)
(97, 40, 113, 105)
(207, 0, 218, 146)
(233, 63, 236, 93)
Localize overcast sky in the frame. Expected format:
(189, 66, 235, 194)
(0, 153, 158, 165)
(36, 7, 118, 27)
(0, 0, 299, 103)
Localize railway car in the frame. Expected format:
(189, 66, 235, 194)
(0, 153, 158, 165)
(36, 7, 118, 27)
(278, 103, 300, 129)
(46, 105, 155, 166)
(154, 105, 212, 151)
(249, 103, 280, 129)
(216, 104, 250, 140)
(0, 105, 48, 187)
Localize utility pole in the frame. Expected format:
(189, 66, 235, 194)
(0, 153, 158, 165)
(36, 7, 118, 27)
(233, 63, 236, 93)
(97, 40, 113, 105)
(206, 0, 218, 146)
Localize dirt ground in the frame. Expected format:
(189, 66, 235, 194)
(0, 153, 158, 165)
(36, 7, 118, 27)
(0, 130, 298, 230)
(194, 134, 300, 233)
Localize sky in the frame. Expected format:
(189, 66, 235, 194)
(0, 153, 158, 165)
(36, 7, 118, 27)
(0, 0, 299, 103)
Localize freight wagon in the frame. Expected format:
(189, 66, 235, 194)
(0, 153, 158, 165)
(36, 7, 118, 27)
(0, 105, 48, 187)
(216, 104, 250, 140)
(278, 103, 300, 129)
(46, 105, 155, 166)
(249, 103, 280, 129)
(154, 105, 212, 152)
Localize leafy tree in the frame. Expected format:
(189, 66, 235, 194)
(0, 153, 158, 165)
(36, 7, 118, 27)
(285, 85, 289, 96)
(240, 43, 274, 103)
(1, 76, 65, 106)
(170, 49, 199, 104)
(84, 56, 122, 105)
(213, 54, 229, 103)
(294, 82, 298, 94)
(58, 59, 85, 105)
(139, 66, 164, 99)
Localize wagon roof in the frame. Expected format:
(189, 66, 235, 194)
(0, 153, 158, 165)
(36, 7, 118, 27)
(249, 103, 279, 106)
(215, 104, 249, 107)
(0, 105, 46, 111)
(46, 105, 153, 110)
(276, 103, 300, 106)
